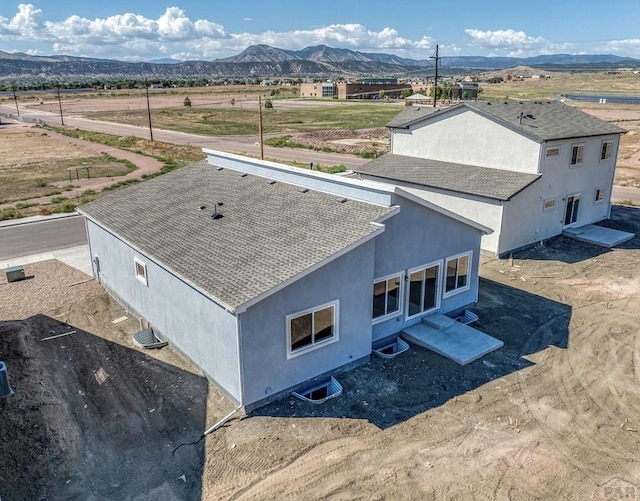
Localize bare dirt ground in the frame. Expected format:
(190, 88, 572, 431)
(580, 106, 640, 188)
(2, 206, 640, 499)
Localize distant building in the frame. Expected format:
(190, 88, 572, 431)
(300, 81, 412, 100)
(337, 82, 412, 100)
(300, 82, 337, 98)
(450, 82, 479, 100)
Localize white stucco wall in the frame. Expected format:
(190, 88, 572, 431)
(391, 108, 541, 173)
(498, 135, 619, 254)
(392, 184, 504, 255)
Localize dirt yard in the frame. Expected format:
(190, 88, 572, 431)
(1, 206, 639, 499)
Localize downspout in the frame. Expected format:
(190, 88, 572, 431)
(83, 215, 99, 284)
(203, 405, 242, 436)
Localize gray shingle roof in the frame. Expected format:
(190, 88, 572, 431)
(79, 161, 394, 311)
(389, 100, 626, 141)
(354, 154, 540, 201)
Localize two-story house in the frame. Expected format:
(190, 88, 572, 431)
(353, 100, 626, 256)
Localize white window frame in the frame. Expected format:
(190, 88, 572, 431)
(134, 257, 148, 286)
(405, 260, 442, 321)
(545, 146, 560, 158)
(443, 251, 472, 299)
(594, 187, 605, 204)
(372, 272, 404, 324)
(570, 143, 584, 167)
(286, 300, 339, 359)
(600, 140, 613, 161)
(543, 198, 556, 212)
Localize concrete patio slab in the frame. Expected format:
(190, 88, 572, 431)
(0, 244, 92, 276)
(562, 224, 634, 248)
(402, 313, 503, 365)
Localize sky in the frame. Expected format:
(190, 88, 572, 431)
(0, 1, 639, 62)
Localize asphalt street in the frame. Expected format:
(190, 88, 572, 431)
(0, 215, 87, 261)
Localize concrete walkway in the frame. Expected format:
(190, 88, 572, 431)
(0, 244, 92, 277)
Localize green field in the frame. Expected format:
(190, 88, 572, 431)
(85, 103, 401, 136)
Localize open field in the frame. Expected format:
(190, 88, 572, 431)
(0, 125, 133, 204)
(0, 122, 205, 219)
(81, 102, 402, 136)
(1, 206, 640, 499)
(480, 70, 640, 100)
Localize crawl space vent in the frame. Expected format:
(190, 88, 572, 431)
(292, 376, 342, 404)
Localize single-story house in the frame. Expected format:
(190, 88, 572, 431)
(353, 100, 626, 256)
(78, 150, 490, 411)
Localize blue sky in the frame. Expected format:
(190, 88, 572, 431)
(0, 1, 639, 61)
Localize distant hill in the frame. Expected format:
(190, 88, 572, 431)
(0, 45, 638, 84)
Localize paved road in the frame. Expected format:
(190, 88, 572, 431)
(0, 215, 87, 260)
(611, 185, 640, 205)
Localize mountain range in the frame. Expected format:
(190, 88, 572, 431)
(1, 44, 638, 84)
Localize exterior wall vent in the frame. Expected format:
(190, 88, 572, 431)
(0, 361, 14, 398)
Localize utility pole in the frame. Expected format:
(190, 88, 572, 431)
(12, 85, 19, 116)
(430, 44, 440, 107)
(145, 79, 154, 141)
(258, 96, 264, 160)
(56, 84, 64, 125)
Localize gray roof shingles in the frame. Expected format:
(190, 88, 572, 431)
(354, 154, 540, 201)
(389, 100, 626, 141)
(79, 161, 394, 311)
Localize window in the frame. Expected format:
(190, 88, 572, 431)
(406, 262, 440, 319)
(543, 198, 556, 211)
(600, 140, 613, 161)
(444, 252, 471, 296)
(134, 257, 148, 286)
(570, 144, 584, 166)
(372, 274, 402, 322)
(595, 187, 605, 204)
(287, 301, 338, 358)
(545, 147, 560, 158)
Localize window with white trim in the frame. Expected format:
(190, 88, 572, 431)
(287, 301, 338, 358)
(595, 187, 605, 204)
(600, 140, 613, 161)
(134, 257, 148, 286)
(372, 273, 402, 322)
(543, 198, 556, 211)
(444, 252, 471, 296)
(545, 146, 560, 158)
(570, 144, 584, 166)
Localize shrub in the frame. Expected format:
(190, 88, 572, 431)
(264, 99, 273, 109)
(51, 196, 69, 203)
(51, 201, 77, 213)
(0, 208, 20, 220)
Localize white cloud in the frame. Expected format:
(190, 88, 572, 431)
(465, 28, 543, 49)
(595, 38, 640, 57)
(0, 5, 437, 60)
